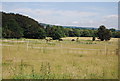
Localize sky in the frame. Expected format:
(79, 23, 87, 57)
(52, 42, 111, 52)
(1, 0, 120, 2)
(1, 2, 118, 29)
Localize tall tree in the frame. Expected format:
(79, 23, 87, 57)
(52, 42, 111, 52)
(97, 25, 111, 41)
(104, 29, 111, 41)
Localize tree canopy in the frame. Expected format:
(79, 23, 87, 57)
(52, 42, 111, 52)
(1, 12, 120, 40)
(2, 12, 45, 39)
(97, 25, 111, 41)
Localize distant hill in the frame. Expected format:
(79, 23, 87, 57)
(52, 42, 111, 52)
(40, 23, 120, 31)
(39, 23, 98, 30)
(62, 26, 98, 30)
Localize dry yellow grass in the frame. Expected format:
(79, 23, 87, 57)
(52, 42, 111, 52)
(1, 37, 118, 79)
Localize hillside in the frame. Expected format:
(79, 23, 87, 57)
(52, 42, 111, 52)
(2, 12, 45, 39)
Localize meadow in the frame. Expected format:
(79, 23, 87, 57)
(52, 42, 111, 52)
(1, 37, 119, 79)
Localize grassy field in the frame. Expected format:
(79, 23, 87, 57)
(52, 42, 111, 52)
(1, 37, 119, 79)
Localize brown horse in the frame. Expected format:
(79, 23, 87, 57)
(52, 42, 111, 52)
(45, 38, 52, 42)
(58, 38, 63, 41)
(71, 39, 75, 41)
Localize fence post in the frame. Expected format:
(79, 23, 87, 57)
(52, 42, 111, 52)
(105, 44, 107, 55)
(116, 49, 119, 55)
(27, 40, 29, 51)
(31, 65, 35, 78)
(20, 59, 23, 76)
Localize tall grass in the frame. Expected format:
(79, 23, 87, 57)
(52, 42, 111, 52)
(2, 37, 118, 79)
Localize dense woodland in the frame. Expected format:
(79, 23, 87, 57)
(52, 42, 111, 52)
(1, 12, 120, 40)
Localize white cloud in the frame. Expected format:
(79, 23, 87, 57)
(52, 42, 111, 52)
(4, 8, 118, 29)
(54, 23, 61, 25)
(104, 15, 118, 19)
(13, 8, 98, 17)
(55, 10, 98, 17)
(72, 21, 79, 24)
(13, 8, 53, 15)
(102, 15, 118, 28)
(7, 8, 98, 26)
(0, 3, 2, 11)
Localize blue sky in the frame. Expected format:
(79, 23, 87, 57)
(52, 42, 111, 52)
(1, 2, 118, 29)
(1, 0, 119, 2)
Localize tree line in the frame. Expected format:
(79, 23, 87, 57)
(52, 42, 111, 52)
(1, 12, 120, 41)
